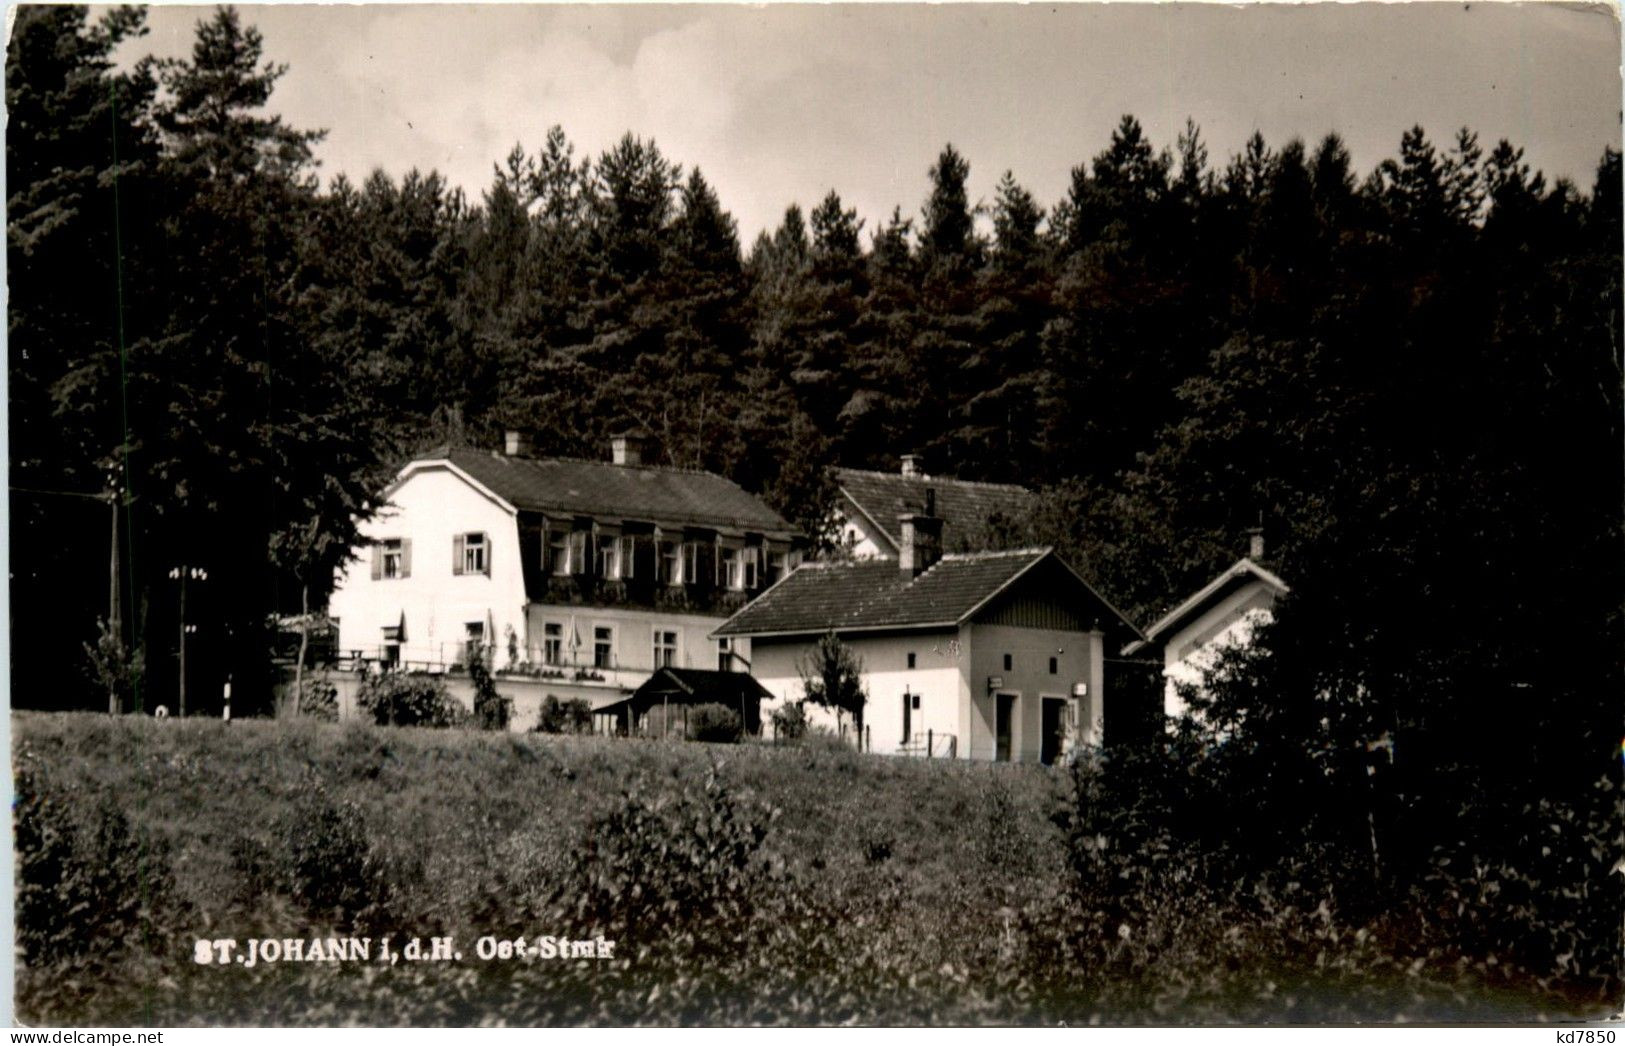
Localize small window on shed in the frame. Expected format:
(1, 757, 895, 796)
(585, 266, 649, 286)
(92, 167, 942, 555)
(1049, 657, 1058, 675)
(906, 652, 916, 669)
(1003, 653, 1013, 672)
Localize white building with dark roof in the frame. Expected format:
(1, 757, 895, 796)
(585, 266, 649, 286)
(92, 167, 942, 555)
(327, 432, 803, 720)
(1123, 532, 1290, 721)
(713, 509, 1141, 763)
(833, 455, 1036, 557)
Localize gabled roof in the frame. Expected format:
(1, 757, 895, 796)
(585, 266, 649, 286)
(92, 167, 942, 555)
(834, 467, 1036, 553)
(628, 668, 774, 704)
(713, 547, 1140, 640)
(1123, 557, 1290, 655)
(401, 448, 794, 537)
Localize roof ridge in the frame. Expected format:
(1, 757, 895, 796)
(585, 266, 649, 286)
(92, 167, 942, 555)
(939, 546, 1051, 560)
(833, 466, 1033, 493)
(446, 446, 724, 480)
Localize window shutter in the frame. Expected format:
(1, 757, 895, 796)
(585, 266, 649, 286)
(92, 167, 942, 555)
(482, 532, 492, 576)
(401, 538, 412, 578)
(453, 534, 466, 576)
(371, 543, 382, 581)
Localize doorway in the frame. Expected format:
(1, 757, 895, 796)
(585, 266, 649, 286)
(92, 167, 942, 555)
(995, 693, 1016, 762)
(1041, 697, 1067, 765)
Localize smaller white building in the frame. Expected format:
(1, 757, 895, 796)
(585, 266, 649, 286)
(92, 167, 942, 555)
(1124, 536, 1290, 721)
(713, 511, 1142, 763)
(832, 456, 1036, 559)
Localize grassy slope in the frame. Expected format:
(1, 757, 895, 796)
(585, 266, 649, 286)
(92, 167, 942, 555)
(11, 713, 1584, 1026)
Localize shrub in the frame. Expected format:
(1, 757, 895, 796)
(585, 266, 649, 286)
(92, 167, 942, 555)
(468, 649, 512, 731)
(551, 764, 779, 959)
(689, 703, 742, 743)
(535, 694, 592, 734)
(770, 700, 809, 741)
(15, 762, 174, 967)
(357, 670, 467, 728)
(296, 676, 339, 721)
(284, 783, 393, 931)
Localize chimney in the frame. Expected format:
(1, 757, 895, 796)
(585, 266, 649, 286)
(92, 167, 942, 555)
(898, 488, 944, 576)
(1246, 526, 1265, 561)
(900, 454, 924, 478)
(503, 430, 533, 457)
(611, 431, 648, 467)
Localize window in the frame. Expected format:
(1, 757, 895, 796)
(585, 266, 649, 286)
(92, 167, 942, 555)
(769, 550, 788, 584)
(1049, 656, 1059, 675)
(719, 546, 742, 590)
(372, 538, 410, 580)
(549, 530, 570, 576)
(597, 534, 621, 579)
(593, 626, 613, 669)
(455, 532, 489, 576)
(544, 622, 563, 665)
(382, 623, 402, 666)
(653, 629, 678, 669)
(717, 637, 732, 671)
(742, 546, 760, 588)
(619, 535, 636, 579)
(382, 539, 403, 579)
(1003, 653, 1013, 671)
(682, 542, 700, 584)
(659, 540, 680, 584)
(907, 652, 916, 669)
(567, 531, 587, 575)
(464, 621, 485, 663)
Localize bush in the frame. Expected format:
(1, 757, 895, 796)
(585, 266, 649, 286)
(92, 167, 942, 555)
(468, 649, 512, 731)
(689, 703, 742, 743)
(535, 694, 592, 734)
(15, 761, 174, 967)
(770, 700, 809, 741)
(296, 676, 339, 721)
(284, 783, 394, 931)
(357, 671, 467, 728)
(551, 764, 779, 959)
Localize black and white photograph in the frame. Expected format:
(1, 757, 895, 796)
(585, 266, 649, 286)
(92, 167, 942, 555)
(6, 0, 1623, 1028)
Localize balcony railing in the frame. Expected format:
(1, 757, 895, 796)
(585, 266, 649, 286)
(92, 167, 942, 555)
(535, 575, 758, 615)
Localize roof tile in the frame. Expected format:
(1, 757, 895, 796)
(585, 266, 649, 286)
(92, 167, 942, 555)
(835, 468, 1036, 552)
(440, 448, 793, 535)
(713, 548, 1051, 636)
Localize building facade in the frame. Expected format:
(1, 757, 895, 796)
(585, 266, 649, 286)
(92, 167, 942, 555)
(327, 433, 799, 719)
(832, 456, 1037, 558)
(713, 513, 1141, 763)
(1123, 534, 1290, 721)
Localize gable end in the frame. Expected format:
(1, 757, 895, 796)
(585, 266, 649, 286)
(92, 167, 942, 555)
(972, 561, 1094, 632)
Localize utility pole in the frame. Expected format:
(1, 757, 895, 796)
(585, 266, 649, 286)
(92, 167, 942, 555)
(170, 564, 207, 717)
(178, 566, 186, 717)
(106, 459, 122, 715)
(107, 487, 120, 714)
(10, 477, 128, 714)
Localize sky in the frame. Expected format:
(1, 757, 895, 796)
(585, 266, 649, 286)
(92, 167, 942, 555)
(112, 2, 1622, 244)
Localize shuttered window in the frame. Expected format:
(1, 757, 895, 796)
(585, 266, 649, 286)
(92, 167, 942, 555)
(454, 532, 490, 576)
(373, 538, 409, 580)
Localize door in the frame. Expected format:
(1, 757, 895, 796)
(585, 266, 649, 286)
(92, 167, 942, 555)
(995, 693, 1015, 762)
(1041, 698, 1066, 765)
